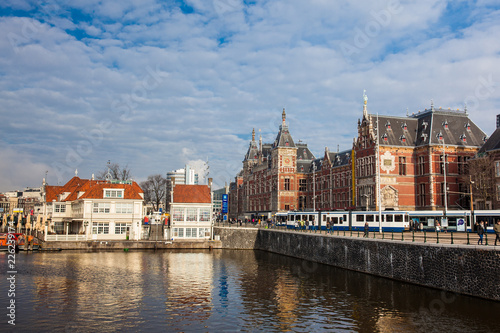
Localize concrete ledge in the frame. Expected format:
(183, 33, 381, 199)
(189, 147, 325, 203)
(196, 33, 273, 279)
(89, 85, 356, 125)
(41, 239, 222, 250)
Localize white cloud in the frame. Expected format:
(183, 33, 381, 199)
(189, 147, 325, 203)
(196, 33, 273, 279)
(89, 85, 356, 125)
(0, 0, 499, 191)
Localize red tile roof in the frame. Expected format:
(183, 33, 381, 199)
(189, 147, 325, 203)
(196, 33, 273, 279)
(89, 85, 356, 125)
(45, 177, 143, 202)
(172, 185, 211, 204)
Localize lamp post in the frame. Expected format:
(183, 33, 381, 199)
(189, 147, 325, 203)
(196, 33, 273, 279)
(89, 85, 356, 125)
(470, 175, 475, 230)
(442, 137, 448, 222)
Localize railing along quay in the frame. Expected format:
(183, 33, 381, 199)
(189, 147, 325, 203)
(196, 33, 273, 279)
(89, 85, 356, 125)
(214, 222, 498, 247)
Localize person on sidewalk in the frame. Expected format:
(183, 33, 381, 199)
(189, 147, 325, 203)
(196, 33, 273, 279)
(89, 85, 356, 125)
(477, 221, 485, 245)
(494, 220, 500, 246)
(363, 222, 369, 238)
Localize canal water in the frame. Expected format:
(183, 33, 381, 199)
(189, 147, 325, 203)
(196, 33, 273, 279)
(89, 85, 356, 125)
(1, 250, 499, 332)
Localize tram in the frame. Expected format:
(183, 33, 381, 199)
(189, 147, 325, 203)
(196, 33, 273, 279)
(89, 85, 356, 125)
(471, 210, 500, 233)
(284, 210, 409, 232)
(408, 210, 470, 232)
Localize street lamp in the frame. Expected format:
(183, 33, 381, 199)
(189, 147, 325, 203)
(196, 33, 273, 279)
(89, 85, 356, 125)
(313, 162, 317, 212)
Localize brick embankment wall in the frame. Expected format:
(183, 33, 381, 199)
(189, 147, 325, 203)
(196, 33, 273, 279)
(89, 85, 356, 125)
(214, 227, 500, 301)
(41, 239, 222, 250)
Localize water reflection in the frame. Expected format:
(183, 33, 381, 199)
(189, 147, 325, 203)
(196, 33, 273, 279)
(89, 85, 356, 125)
(0, 250, 499, 332)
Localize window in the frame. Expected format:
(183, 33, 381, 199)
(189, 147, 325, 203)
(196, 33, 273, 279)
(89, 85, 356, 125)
(186, 227, 192, 237)
(92, 222, 109, 234)
(418, 156, 425, 175)
(419, 184, 426, 207)
(104, 189, 123, 198)
(186, 208, 197, 221)
(93, 203, 110, 213)
(115, 223, 130, 234)
(54, 204, 66, 213)
(199, 208, 210, 221)
(172, 207, 185, 222)
(496, 161, 500, 177)
(116, 203, 133, 214)
(497, 185, 500, 201)
(284, 178, 290, 191)
(399, 157, 406, 175)
(356, 215, 364, 222)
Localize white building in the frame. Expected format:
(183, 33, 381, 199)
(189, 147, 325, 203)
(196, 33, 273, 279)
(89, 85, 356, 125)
(169, 184, 212, 240)
(45, 176, 144, 241)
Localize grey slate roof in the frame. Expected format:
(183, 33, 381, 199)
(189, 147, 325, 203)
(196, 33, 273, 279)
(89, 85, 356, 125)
(479, 127, 500, 153)
(373, 108, 487, 148)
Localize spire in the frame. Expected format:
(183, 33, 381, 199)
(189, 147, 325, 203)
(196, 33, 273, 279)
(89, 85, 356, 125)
(282, 108, 286, 127)
(252, 128, 255, 141)
(431, 99, 434, 111)
(259, 129, 262, 153)
(363, 90, 368, 118)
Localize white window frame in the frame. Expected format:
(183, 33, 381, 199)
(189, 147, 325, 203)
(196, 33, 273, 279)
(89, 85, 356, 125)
(115, 223, 130, 234)
(116, 203, 133, 214)
(104, 189, 124, 198)
(93, 203, 110, 213)
(92, 222, 109, 234)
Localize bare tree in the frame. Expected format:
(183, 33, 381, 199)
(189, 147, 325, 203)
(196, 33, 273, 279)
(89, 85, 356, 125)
(96, 163, 132, 181)
(466, 155, 495, 209)
(140, 174, 167, 211)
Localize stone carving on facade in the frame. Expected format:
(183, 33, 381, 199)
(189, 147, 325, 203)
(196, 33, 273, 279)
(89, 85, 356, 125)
(381, 185, 398, 209)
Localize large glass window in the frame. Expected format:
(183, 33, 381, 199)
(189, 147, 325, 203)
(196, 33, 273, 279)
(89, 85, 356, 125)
(116, 203, 133, 214)
(92, 222, 109, 234)
(199, 208, 210, 222)
(115, 223, 130, 234)
(186, 208, 197, 221)
(172, 208, 185, 222)
(93, 203, 110, 213)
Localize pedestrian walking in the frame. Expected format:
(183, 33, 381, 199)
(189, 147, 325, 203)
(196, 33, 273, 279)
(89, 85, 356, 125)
(363, 221, 369, 238)
(477, 221, 485, 245)
(494, 220, 500, 246)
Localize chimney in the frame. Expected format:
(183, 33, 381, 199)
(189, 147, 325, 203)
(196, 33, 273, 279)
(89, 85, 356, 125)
(208, 178, 213, 189)
(497, 114, 500, 129)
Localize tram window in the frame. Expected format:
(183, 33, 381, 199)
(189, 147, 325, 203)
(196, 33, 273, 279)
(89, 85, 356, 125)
(290, 215, 295, 221)
(356, 215, 364, 222)
(333, 217, 338, 224)
(395, 215, 403, 222)
(309, 215, 315, 221)
(366, 215, 374, 222)
(375, 215, 380, 222)
(386, 215, 393, 222)
(343, 215, 347, 222)
(323, 215, 326, 222)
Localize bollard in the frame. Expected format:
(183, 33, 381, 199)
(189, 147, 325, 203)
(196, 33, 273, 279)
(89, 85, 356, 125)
(391, 232, 394, 240)
(485, 232, 488, 246)
(373, 231, 376, 239)
(382, 232, 385, 240)
(412, 231, 415, 242)
(436, 232, 439, 244)
(424, 231, 427, 243)
(358, 231, 360, 237)
(402, 232, 404, 241)
(467, 232, 470, 245)
(451, 232, 454, 245)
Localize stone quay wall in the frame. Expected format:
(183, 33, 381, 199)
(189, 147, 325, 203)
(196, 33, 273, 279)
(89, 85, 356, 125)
(214, 227, 500, 301)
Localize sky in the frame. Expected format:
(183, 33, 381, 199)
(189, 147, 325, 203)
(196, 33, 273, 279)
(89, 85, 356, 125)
(1, 0, 500, 192)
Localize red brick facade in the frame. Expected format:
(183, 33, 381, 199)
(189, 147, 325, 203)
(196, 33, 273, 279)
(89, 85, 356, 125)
(229, 102, 487, 218)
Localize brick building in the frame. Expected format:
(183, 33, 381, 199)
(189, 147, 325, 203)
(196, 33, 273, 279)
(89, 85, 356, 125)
(229, 96, 488, 218)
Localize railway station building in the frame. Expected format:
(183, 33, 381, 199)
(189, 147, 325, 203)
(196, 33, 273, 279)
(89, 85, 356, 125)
(228, 96, 488, 219)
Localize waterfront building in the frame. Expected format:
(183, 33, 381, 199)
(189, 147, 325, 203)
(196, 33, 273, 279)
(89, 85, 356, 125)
(44, 174, 144, 240)
(169, 183, 212, 240)
(475, 114, 500, 209)
(166, 164, 200, 210)
(229, 96, 488, 218)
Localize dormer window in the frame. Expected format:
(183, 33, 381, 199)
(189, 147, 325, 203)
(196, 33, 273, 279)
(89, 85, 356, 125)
(483, 136, 487, 142)
(401, 122, 407, 131)
(421, 133, 428, 142)
(460, 134, 467, 143)
(437, 131, 443, 141)
(386, 121, 391, 130)
(382, 133, 388, 142)
(104, 189, 124, 198)
(465, 122, 471, 131)
(400, 135, 406, 143)
(422, 121, 428, 129)
(442, 120, 448, 129)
